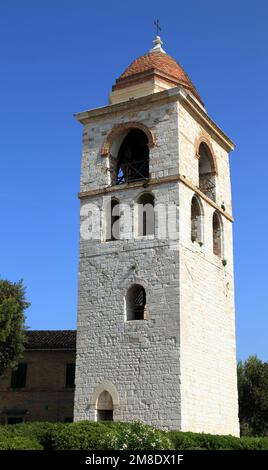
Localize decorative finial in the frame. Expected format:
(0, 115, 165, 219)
(150, 20, 166, 53)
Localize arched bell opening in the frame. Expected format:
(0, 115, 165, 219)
(198, 142, 216, 202)
(115, 129, 149, 185)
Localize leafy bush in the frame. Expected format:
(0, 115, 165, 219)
(99, 421, 173, 450)
(0, 279, 29, 376)
(239, 436, 268, 450)
(49, 421, 117, 450)
(49, 421, 172, 450)
(0, 422, 60, 450)
(168, 431, 202, 450)
(169, 431, 268, 450)
(238, 356, 268, 436)
(1, 421, 268, 450)
(0, 435, 42, 450)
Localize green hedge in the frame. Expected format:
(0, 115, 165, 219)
(0, 421, 172, 450)
(169, 431, 268, 450)
(48, 421, 172, 450)
(0, 422, 60, 450)
(0, 421, 268, 450)
(0, 435, 42, 450)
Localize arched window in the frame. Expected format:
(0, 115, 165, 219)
(191, 195, 203, 244)
(137, 193, 155, 236)
(116, 129, 149, 184)
(96, 390, 113, 421)
(198, 142, 216, 202)
(126, 284, 147, 321)
(212, 211, 223, 257)
(106, 198, 120, 241)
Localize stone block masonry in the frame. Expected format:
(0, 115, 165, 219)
(74, 84, 239, 435)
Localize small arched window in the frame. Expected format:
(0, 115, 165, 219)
(96, 390, 113, 421)
(137, 193, 155, 237)
(126, 284, 147, 321)
(212, 211, 223, 257)
(198, 142, 216, 202)
(106, 198, 120, 241)
(191, 195, 203, 244)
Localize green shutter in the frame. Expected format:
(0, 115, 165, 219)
(11, 363, 27, 388)
(65, 363, 75, 388)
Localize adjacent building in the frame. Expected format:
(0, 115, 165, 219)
(0, 330, 76, 424)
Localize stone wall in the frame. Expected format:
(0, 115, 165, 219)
(75, 88, 239, 435)
(178, 102, 239, 435)
(80, 99, 179, 193)
(75, 182, 182, 429)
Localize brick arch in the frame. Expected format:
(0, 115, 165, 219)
(195, 135, 218, 175)
(101, 122, 156, 157)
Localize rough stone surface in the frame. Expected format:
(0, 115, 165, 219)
(74, 90, 239, 435)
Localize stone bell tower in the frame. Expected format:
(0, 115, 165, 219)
(74, 35, 239, 436)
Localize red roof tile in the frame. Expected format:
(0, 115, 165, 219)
(25, 330, 76, 350)
(113, 51, 203, 105)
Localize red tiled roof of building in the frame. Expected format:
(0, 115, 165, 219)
(113, 51, 203, 105)
(25, 330, 76, 350)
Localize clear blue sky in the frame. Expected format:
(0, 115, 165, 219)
(0, 1, 267, 361)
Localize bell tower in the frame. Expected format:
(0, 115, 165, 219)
(74, 36, 239, 435)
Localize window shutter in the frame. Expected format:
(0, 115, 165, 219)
(65, 363, 75, 388)
(11, 363, 27, 388)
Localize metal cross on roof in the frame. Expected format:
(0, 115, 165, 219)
(154, 19, 161, 36)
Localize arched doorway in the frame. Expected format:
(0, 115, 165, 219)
(96, 390, 113, 421)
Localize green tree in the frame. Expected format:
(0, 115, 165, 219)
(238, 355, 268, 436)
(0, 279, 30, 376)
